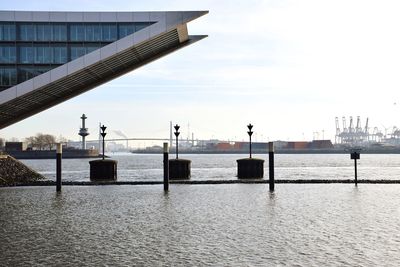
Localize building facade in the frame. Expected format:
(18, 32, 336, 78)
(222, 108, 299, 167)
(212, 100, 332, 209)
(0, 20, 157, 91)
(0, 11, 207, 129)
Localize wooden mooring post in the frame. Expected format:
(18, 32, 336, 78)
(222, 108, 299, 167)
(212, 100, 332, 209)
(269, 142, 275, 191)
(56, 143, 62, 192)
(163, 142, 169, 191)
(350, 150, 360, 186)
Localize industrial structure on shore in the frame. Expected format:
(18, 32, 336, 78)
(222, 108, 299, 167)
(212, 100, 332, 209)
(79, 114, 89, 150)
(335, 116, 400, 147)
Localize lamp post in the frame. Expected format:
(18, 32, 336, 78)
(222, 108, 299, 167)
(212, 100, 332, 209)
(237, 123, 264, 179)
(247, 124, 253, 158)
(174, 124, 180, 159)
(89, 124, 117, 181)
(100, 125, 107, 160)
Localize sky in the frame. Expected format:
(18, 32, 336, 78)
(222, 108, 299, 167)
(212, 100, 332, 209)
(2, 0, 400, 143)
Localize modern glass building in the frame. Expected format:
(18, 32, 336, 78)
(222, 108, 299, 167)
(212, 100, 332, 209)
(0, 11, 207, 128)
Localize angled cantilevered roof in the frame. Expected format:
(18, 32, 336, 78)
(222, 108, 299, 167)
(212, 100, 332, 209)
(0, 10, 208, 129)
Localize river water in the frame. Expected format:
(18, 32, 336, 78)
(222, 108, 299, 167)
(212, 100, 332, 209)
(1, 184, 400, 266)
(18, 153, 400, 181)
(1, 154, 400, 266)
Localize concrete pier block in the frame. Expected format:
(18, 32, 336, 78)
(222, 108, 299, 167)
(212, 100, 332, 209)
(89, 159, 117, 181)
(169, 159, 191, 180)
(237, 158, 264, 179)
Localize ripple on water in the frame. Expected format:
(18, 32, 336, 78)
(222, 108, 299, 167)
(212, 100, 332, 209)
(1, 184, 400, 266)
(20, 154, 400, 181)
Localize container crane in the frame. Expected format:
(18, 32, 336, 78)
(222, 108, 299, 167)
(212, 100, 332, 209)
(356, 116, 362, 133)
(342, 117, 348, 133)
(349, 116, 354, 134)
(364, 118, 369, 141)
(335, 117, 341, 144)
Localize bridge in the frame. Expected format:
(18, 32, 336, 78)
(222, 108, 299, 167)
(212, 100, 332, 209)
(0, 10, 207, 129)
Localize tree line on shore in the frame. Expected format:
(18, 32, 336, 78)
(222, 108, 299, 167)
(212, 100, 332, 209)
(0, 134, 68, 151)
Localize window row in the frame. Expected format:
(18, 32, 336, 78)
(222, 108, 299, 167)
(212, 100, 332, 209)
(0, 67, 53, 87)
(20, 24, 67, 41)
(70, 45, 102, 60)
(0, 45, 103, 64)
(19, 46, 68, 64)
(18, 67, 52, 83)
(0, 22, 154, 41)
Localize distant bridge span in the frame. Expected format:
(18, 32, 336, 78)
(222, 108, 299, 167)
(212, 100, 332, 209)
(78, 137, 244, 144)
(0, 10, 207, 129)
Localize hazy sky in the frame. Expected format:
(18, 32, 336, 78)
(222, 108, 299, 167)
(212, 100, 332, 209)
(2, 0, 400, 143)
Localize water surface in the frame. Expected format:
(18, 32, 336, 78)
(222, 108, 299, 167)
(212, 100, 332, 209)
(1, 184, 400, 266)
(21, 153, 400, 181)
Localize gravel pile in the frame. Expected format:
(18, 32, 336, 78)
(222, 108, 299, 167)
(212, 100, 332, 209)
(0, 155, 44, 186)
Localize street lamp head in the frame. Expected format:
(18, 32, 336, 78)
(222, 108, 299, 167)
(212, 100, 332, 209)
(174, 124, 180, 137)
(101, 132, 107, 138)
(174, 124, 180, 159)
(247, 124, 253, 136)
(100, 125, 107, 133)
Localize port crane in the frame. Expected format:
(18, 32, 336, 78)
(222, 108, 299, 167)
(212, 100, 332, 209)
(336, 116, 372, 145)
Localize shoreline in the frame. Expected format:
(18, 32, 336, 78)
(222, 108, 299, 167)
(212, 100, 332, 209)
(131, 149, 400, 154)
(2, 179, 400, 187)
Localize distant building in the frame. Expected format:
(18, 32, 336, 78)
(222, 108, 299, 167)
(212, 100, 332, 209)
(285, 140, 333, 150)
(310, 140, 334, 149)
(5, 142, 27, 151)
(107, 142, 125, 152)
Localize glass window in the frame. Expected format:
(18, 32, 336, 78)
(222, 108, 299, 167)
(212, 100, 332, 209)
(53, 24, 67, 41)
(19, 46, 34, 63)
(18, 67, 35, 83)
(85, 24, 101, 41)
(118, 23, 135, 38)
(135, 22, 150, 32)
(0, 68, 17, 86)
(53, 46, 67, 64)
(0, 46, 16, 63)
(70, 24, 85, 41)
(86, 45, 100, 54)
(70, 46, 86, 60)
(18, 67, 51, 83)
(70, 45, 102, 60)
(36, 24, 52, 41)
(19, 24, 35, 41)
(34, 46, 53, 64)
(102, 24, 117, 41)
(0, 23, 16, 41)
